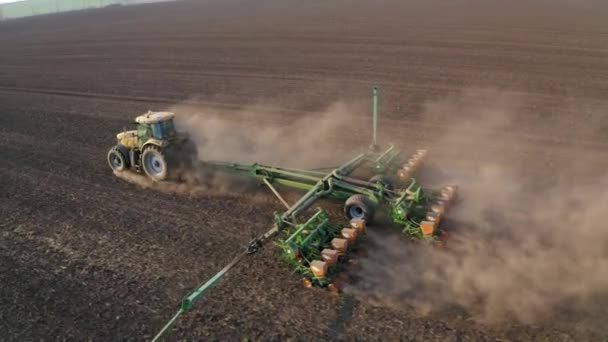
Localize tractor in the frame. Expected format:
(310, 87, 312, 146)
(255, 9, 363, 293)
(107, 111, 197, 181)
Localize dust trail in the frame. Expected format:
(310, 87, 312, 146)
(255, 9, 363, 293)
(170, 100, 369, 168)
(113, 170, 208, 196)
(348, 88, 608, 326)
(112, 166, 262, 197)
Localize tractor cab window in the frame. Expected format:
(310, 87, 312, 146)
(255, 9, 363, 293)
(162, 120, 176, 137)
(137, 124, 150, 142)
(151, 120, 177, 139)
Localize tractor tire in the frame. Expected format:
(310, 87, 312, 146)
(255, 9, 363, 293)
(369, 174, 396, 190)
(344, 194, 376, 222)
(107, 146, 128, 172)
(141, 145, 169, 181)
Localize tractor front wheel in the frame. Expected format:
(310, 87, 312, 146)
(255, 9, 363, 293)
(344, 194, 376, 223)
(142, 146, 168, 181)
(107, 146, 128, 172)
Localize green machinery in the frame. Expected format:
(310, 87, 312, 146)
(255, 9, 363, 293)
(122, 87, 457, 341)
(204, 145, 453, 239)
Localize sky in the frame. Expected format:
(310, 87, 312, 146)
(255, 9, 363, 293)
(0, 0, 23, 4)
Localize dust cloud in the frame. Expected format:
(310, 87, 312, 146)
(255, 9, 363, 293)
(115, 89, 608, 326)
(170, 100, 369, 168)
(113, 170, 207, 196)
(113, 164, 257, 197)
(347, 89, 608, 325)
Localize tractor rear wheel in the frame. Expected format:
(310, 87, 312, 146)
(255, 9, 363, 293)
(142, 146, 168, 181)
(344, 194, 376, 222)
(107, 146, 128, 172)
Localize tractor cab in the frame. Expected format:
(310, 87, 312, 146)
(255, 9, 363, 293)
(115, 111, 177, 150)
(134, 111, 177, 147)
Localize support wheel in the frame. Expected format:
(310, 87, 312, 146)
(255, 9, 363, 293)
(107, 146, 128, 172)
(142, 146, 168, 181)
(344, 195, 376, 222)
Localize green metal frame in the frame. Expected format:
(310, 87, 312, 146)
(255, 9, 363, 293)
(204, 144, 435, 235)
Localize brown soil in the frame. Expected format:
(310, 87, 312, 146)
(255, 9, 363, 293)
(1, 0, 608, 340)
